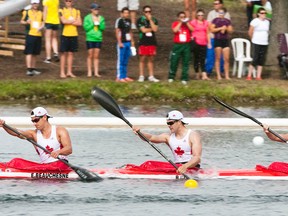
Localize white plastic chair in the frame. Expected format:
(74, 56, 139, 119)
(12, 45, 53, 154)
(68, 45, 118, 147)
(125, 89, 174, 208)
(231, 38, 255, 78)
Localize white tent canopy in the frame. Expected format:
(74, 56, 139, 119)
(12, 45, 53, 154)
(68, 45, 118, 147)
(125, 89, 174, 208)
(0, 0, 30, 18)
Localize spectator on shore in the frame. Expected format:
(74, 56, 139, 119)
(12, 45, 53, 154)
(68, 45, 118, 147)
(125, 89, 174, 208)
(183, 0, 197, 20)
(210, 7, 233, 80)
(168, 11, 193, 85)
(260, 0, 272, 20)
(59, 0, 82, 78)
(137, 5, 159, 82)
(246, 7, 269, 80)
(246, 0, 261, 27)
(206, 0, 230, 77)
(117, 0, 139, 30)
(252, 0, 272, 20)
(83, 3, 106, 78)
(261, 0, 272, 12)
(190, 9, 211, 80)
(115, 7, 135, 82)
(20, 0, 43, 76)
(43, 0, 60, 63)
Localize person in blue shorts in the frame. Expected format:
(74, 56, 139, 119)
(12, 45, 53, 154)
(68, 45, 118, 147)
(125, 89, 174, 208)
(83, 3, 106, 78)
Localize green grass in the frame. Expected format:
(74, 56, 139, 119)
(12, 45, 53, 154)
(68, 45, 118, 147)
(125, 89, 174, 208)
(1, 79, 287, 106)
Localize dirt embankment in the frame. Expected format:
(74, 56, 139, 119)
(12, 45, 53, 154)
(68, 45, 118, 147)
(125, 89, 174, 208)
(1, 0, 255, 81)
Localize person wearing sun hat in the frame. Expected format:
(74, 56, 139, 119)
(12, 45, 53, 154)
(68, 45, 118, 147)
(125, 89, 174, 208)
(83, 2, 106, 78)
(166, 110, 189, 125)
(0, 107, 73, 171)
(132, 110, 202, 174)
(20, 0, 43, 76)
(30, 107, 52, 118)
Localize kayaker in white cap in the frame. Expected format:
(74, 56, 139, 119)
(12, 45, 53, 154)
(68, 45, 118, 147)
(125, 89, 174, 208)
(0, 107, 73, 169)
(132, 110, 202, 174)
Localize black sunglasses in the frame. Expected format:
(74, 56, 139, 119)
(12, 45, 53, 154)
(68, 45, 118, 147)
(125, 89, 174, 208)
(167, 120, 178, 126)
(144, 11, 151, 13)
(31, 116, 43, 123)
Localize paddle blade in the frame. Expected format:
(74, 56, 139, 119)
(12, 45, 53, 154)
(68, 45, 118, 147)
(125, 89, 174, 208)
(91, 87, 130, 125)
(71, 165, 102, 182)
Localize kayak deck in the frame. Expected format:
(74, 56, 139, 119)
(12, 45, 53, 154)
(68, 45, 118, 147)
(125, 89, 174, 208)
(1, 160, 288, 180)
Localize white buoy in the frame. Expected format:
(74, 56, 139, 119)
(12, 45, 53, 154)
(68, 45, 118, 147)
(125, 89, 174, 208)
(253, 136, 264, 146)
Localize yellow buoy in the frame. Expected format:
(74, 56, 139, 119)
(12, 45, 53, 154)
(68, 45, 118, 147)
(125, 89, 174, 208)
(184, 179, 198, 188)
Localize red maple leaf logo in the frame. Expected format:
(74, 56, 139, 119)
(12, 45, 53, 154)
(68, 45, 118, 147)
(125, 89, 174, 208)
(174, 146, 184, 156)
(45, 145, 54, 155)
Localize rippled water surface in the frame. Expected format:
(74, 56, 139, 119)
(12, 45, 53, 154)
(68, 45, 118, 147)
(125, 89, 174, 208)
(1, 127, 288, 216)
(0, 103, 288, 118)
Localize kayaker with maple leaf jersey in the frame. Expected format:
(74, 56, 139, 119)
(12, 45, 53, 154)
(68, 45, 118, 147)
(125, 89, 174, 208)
(0, 107, 72, 171)
(132, 110, 202, 174)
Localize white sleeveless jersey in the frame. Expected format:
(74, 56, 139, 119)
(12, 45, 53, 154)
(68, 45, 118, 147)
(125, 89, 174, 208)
(36, 125, 67, 163)
(168, 129, 192, 163)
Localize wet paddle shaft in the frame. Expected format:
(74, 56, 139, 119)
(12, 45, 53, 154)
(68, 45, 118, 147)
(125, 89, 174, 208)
(213, 96, 288, 143)
(3, 123, 102, 182)
(91, 87, 191, 180)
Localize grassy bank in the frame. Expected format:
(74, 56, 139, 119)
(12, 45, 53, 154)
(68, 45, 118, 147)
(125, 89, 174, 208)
(1, 79, 287, 106)
(3, 0, 285, 109)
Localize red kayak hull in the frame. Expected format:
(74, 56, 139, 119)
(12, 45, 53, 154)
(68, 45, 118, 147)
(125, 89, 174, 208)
(1, 160, 288, 180)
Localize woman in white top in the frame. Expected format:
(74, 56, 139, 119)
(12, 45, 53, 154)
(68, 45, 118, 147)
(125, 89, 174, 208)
(246, 7, 270, 80)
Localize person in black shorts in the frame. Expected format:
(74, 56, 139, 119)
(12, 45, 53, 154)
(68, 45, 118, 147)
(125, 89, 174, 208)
(59, 0, 82, 78)
(210, 8, 233, 80)
(20, 0, 43, 76)
(43, 0, 60, 63)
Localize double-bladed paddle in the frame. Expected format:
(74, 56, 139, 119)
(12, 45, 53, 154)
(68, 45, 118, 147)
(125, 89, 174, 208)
(3, 123, 103, 182)
(213, 96, 288, 143)
(91, 86, 192, 180)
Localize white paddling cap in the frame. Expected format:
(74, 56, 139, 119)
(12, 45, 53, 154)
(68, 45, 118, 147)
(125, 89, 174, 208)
(166, 110, 188, 124)
(31, 107, 52, 118)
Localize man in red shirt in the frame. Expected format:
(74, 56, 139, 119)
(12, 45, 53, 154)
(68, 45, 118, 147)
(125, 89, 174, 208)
(168, 11, 193, 85)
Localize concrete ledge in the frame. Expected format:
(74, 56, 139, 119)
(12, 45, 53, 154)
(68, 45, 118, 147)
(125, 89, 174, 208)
(1, 117, 288, 128)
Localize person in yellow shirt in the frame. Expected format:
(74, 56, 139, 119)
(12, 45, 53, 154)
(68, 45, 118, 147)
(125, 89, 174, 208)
(59, 0, 82, 78)
(43, 0, 60, 63)
(20, 0, 44, 76)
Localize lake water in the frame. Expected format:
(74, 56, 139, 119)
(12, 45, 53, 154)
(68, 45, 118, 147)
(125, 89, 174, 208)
(0, 127, 287, 216)
(0, 103, 288, 118)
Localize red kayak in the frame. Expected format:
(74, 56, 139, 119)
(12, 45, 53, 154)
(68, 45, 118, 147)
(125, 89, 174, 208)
(1, 159, 288, 180)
